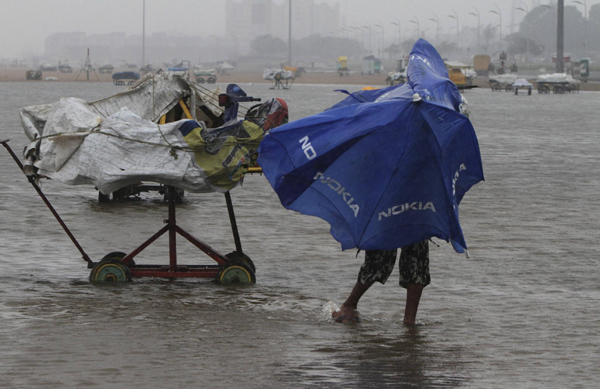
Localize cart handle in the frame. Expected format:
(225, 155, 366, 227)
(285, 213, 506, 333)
(1, 139, 93, 267)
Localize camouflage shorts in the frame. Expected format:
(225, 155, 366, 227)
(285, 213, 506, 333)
(357, 240, 430, 288)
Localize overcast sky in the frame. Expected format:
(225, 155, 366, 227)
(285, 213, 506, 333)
(1, 0, 597, 58)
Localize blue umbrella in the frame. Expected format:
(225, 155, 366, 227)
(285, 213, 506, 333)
(257, 39, 484, 253)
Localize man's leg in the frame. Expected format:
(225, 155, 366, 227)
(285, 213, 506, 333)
(398, 240, 430, 325)
(332, 281, 374, 323)
(333, 249, 397, 323)
(403, 283, 424, 324)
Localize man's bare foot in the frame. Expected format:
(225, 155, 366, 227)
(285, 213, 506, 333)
(332, 304, 361, 323)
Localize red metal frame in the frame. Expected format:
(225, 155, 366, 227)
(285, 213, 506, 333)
(2, 139, 243, 280)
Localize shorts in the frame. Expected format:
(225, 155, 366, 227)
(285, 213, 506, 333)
(357, 240, 430, 288)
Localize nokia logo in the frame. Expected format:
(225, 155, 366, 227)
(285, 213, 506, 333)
(409, 54, 433, 69)
(378, 202, 436, 221)
(313, 172, 359, 217)
(299, 136, 317, 160)
(452, 163, 467, 209)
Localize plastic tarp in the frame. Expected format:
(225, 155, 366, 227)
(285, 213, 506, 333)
(18, 73, 261, 194)
(537, 73, 580, 84)
(490, 74, 518, 84)
(263, 69, 293, 80)
(512, 78, 533, 87)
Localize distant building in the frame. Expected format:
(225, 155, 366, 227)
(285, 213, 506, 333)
(226, 0, 340, 55)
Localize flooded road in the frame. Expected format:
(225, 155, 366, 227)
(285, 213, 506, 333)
(1, 81, 599, 388)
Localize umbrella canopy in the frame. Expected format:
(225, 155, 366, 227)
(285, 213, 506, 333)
(257, 39, 484, 253)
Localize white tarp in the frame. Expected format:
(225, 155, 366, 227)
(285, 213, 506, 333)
(490, 74, 518, 84)
(17, 73, 263, 194)
(40, 108, 210, 194)
(263, 68, 293, 80)
(512, 78, 533, 87)
(537, 73, 581, 85)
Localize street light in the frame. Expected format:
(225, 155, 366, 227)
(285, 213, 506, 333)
(363, 24, 373, 53)
(142, 0, 145, 68)
(517, 3, 529, 64)
(410, 16, 420, 38)
(573, 0, 588, 57)
(448, 10, 459, 53)
(490, 6, 502, 47)
(469, 7, 481, 54)
(429, 14, 440, 45)
(210, 34, 219, 63)
(541, 4, 555, 60)
(391, 20, 402, 50)
(374, 23, 385, 59)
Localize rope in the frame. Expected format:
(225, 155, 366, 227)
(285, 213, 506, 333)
(35, 129, 259, 153)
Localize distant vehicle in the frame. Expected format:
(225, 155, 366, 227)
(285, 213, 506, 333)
(195, 71, 217, 84)
(41, 63, 57, 72)
(473, 54, 491, 77)
(284, 66, 305, 78)
(58, 64, 72, 73)
(445, 61, 477, 89)
(216, 61, 234, 75)
(26, 70, 42, 80)
(112, 71, 140, 85)
(337, 56, 350, 76)
(99, 64, 114, 74)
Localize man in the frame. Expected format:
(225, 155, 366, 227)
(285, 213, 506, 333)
(332, 240, 429, 325)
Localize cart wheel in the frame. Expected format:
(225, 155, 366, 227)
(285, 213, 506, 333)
(207, 77, 216, 84)
(196, 77, 205, 84)
(90, 259, 131, 283)
(217, 262, 255, 284)
(102, 251, 135, 267)
(98, 191, 110, 203)
(225, 251, 256, 273)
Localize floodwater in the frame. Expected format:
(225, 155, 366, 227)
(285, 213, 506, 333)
(1, 80, 599, 388)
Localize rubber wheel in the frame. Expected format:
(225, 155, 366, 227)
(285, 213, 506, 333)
(208, 77, 216, 84)
(217, 262, 255, 284)
(101, 251, 135, 267)
(89, 259, 131, 283)
(225, 251, 256, 273)
(196, 77, 205, 83)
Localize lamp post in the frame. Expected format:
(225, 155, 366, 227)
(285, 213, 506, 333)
(362, 24, 372, 54)
(490, 5, 502, 47)
(210, 34, 218, 63)
(469, 7, 481, 53)
(288, 0, 292, 65)
(142, 0, 145, 68)
(391, 20, 402, 51)
(516, 3, 529, 64)
(448, 10, 459, 55)
(541, 4, 555, 59)
(228, 34, 239, 61)
(374, 23, 384, 59)
(557, 0, 565, 73)
(573, 0, 587, 57)
(429, 14, 440, 45)
(410, 16, 420, 38)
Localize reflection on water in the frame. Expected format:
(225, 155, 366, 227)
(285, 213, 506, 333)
(1, 82, 599, 387)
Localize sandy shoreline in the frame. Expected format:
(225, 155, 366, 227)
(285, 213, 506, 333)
(3, 67, 600, 91)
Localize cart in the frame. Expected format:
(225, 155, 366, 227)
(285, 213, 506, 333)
(489, 74, 518, 92)
(195, 71, 217, 84)
(6, 84, 266, 285)
(536, 73, 581, 94)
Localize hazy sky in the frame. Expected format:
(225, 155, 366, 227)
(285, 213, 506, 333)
(1, 0, 597, 58)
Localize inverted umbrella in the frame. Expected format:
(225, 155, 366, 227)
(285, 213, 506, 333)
(257, 39, 484, 253)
